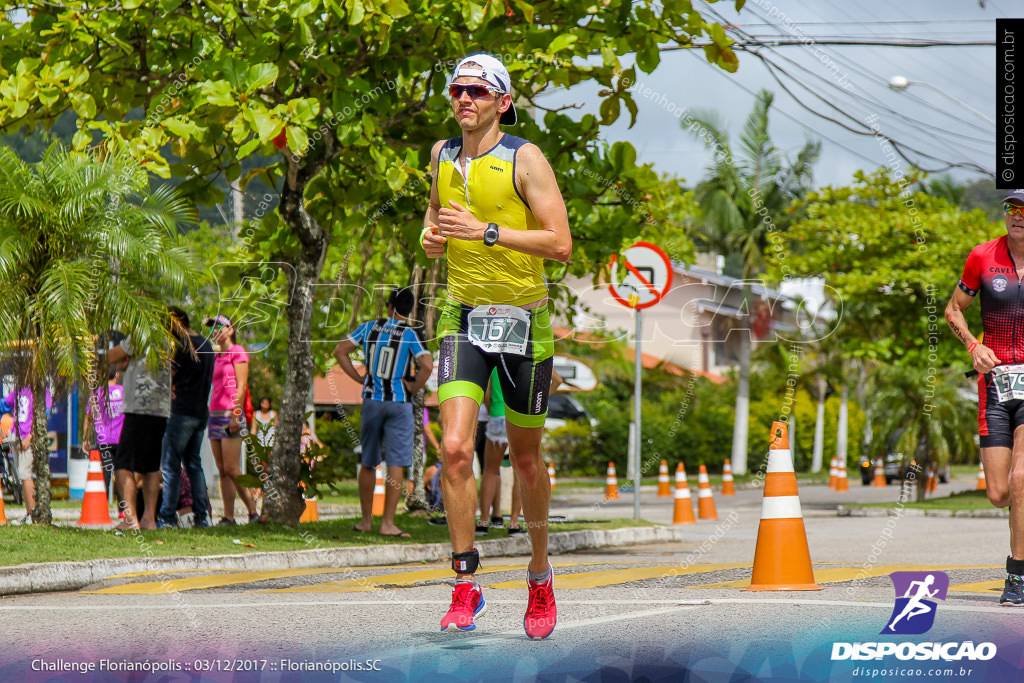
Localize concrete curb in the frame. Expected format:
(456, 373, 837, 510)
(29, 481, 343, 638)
(836, 505, 1009, 518)
(0, 525, 686, 597)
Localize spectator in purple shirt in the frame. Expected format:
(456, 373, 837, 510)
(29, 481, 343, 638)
(82, 367, 125, 497)
(2, 385, 53, 525)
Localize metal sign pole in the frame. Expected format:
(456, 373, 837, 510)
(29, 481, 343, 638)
(634, 306, 642, 521)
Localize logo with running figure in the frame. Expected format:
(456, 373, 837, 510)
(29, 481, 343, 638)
(881, 571, 949, 635)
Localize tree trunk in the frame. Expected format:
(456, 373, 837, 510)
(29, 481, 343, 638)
(836, 383, 849, 471)
(812, 375, 825, 473)
(405, 264, 428, 513)
(30, 376, 52, 525)
(730, 331, 750, 474)
(263, 172, 328, 525)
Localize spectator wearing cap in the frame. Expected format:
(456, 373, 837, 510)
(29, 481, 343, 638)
(157, 306, 215, 528)
(333, 288, 432, 538)
(205, 314, 258, 525)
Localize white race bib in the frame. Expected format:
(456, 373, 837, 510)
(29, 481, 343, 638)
(467, 305, 531, 355)
(992, 364, 1024, 403)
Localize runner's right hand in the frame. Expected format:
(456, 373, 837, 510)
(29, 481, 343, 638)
(972, 343, 1000, 374)
(422, 224, 446, 258)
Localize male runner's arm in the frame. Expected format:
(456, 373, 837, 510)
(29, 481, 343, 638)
(945, 287, 1000, 373)
(421, 140, 448, 259)
(434, 143, 571, 263)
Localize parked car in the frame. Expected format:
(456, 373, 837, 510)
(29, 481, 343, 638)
(859, 453, 949, 485)
(544, 393, 596, 432)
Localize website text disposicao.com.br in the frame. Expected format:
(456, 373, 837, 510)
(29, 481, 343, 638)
(851, 665, 978, 679)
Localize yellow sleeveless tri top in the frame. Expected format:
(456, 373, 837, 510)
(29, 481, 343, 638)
(436, 134, 547, 306)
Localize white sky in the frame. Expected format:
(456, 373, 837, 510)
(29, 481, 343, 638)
(537, 0, 1012, 190)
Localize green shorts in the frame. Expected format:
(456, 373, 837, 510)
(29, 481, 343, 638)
(436, 299, 554, 428)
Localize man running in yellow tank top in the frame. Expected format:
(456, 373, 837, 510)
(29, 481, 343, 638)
(421, 52, 571, 639)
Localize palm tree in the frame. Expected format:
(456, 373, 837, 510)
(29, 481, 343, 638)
(867, 366, 976, 502)
(685, 90, 820, 474)
(0, 143, 195, 524)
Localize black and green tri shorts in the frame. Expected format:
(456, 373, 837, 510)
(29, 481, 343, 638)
(436, 299, 554, 428)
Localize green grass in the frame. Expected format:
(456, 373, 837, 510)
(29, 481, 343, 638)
(0, 515, 652, 567)
(848, 489, 995, 512)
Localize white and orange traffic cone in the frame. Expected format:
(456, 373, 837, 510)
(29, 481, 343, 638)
(672, 463, 696, 525)
(721, 459, 735, 496)
(547, 462, 556, 492)
(977, 462, 987, 491)
(605, 462, 620, 500)
(872, 458, 886, 487)
(835, 459, 849, 492)
(927, 464, 938, 493)
(745, 422, 821, 592)
(657, 460, 671, 498)
(828, 457, 838, 490)
(372, 465, 386, 515)
(78, 449, 113, 526)
(697, 464, 718, 520)
(0, 477, 6, 525)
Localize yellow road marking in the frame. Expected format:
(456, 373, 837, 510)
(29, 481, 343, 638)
(949, 580, 1002, 595)
(487, 563, 750, 590)
(268, 564, 525, 593)
(688, 565, 1002, 590)
(85, 568, 361, 594)
(107, 568, 238, 579)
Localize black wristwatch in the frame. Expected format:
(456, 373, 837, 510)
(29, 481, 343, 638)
(483, 223, 499, 246)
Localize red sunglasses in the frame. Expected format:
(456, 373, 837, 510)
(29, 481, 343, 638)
(448, 83, 503, 100)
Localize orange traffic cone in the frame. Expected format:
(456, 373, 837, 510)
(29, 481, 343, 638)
(828, 457, 838, 490)
(836, 460, 849, 492)
(697, 464, 718, 520)
(721, 459, 735, 496)
(657, 460, 671, 497)
(745, 422, 821, 591)
(0, 479, 6, 525)
(977, 462, 987, 491)
(299, 495, 319, 522)
(927, 464, 938, 493)
(547, 462, 556, 491)
(872, 458, 886, 487)
(605, 462, 619, 500)
(372, 465, 386, 515)
(672, 463, 696, 525)
(78, 449, 113, 526)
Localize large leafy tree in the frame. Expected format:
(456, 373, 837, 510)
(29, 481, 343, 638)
(768, 170, 998, 486)
(0, 143, 194, 524)
(0, 1, 742, 523)
(685, 89, 820, 474)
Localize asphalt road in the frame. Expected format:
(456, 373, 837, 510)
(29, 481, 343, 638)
(2, 477, 1022, 682)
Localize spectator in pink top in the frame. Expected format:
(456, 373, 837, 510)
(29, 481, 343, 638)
(82, 367, 125, 495)
(1, 385, 53, 525)
(205, 315, 258, 525)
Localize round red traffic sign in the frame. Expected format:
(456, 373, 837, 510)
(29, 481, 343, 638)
(608, 242, 673, 310)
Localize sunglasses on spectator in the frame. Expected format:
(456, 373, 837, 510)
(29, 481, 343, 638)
(1005, 203, 1024, 216)
(448, 83, 504, 100)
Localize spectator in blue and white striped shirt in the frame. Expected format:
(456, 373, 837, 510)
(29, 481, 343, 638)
(334, 288, 432, 538)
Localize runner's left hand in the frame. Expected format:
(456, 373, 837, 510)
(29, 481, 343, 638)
(438, 200, 485, 240)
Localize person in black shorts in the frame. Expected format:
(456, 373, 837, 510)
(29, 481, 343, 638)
(109, 334, 171, 530)
(946, 188, 1024, 605)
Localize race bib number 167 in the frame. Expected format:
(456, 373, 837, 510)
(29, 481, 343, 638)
(467, 305, 531, 356)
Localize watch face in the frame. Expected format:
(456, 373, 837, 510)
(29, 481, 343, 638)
(485, 224, 499, 245)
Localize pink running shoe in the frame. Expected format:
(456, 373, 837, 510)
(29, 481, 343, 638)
(441, 581, 487, 631)
(524, 568, 557, 639)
